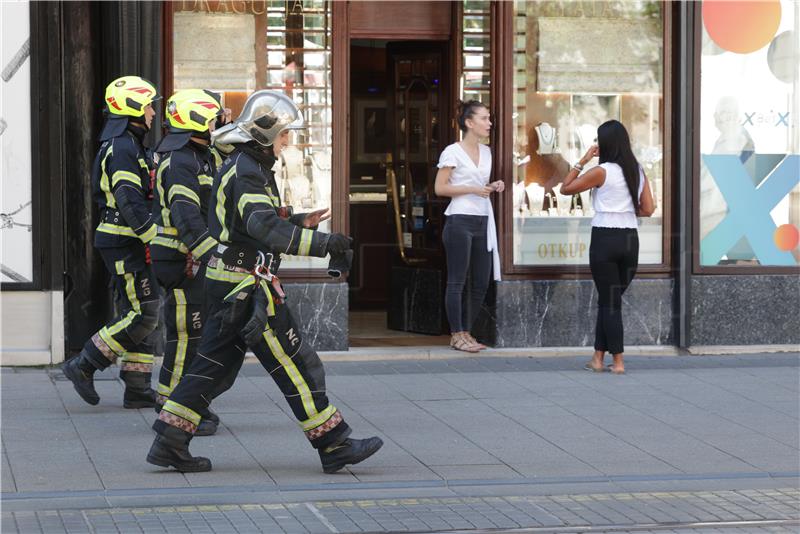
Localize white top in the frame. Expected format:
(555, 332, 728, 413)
(591, 162, 645, 229)
(437, 142, 501, 280)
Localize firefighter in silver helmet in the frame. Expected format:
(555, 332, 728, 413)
(147, 90, 383, 473)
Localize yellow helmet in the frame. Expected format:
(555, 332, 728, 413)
(104, 75, 158, 118)
(165, 89, 222, 133)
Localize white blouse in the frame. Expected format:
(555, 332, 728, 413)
(437, 142, 501, 281)
(591, 162, 645, 229)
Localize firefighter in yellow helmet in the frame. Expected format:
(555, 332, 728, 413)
(147, 90, 382, 473)
(63, 75, 162, 408)
(150, 89, 234, 436)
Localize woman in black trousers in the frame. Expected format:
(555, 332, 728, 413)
(435, 101, 504, 352)
(561, 120, 656, 374)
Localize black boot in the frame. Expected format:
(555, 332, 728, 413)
(62, 355, 100, 405)
(120, 370, 157, 409)
(319, 437, 383, 474)
(146, 426, 211, 472)
(194, 407, 221, 437)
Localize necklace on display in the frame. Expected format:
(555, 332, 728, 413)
(536, 123, 556, 154)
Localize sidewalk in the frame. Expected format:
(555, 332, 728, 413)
(2, 352, 799, 533)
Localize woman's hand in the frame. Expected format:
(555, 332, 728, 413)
(580, 144, 599, 166)
(472, 185, 494, 198)
(302, 208, 331, 228)
(490, 180, 505, 193)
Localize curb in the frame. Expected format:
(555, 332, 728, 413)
(247, 345, 797, 362)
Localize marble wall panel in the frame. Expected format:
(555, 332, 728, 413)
(691, 275, 800, 346)
(284, 282, 348, 352)
(475, 279, 674, 348)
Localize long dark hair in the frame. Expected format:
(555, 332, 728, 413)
(597, 120, 640, 213)
(456, 100, 488, 133)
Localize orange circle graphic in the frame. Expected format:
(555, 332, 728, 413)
(703, 1, 782, 54)
(774, 224, 800, 251)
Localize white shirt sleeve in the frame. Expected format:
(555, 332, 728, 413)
(437, 145, 457, 169)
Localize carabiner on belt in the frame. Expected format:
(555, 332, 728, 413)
(253, 251, 274, 281)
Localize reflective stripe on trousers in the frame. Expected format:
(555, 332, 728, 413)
(154, 291, 350, 449)
(81, 257, 159, 372)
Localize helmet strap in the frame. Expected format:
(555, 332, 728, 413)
(240, 142, 276, 168)
(126, 118, 149, 143)
(191, 130, 212, 142)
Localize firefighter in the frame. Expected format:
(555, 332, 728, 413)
(62, 75, 161, 408)
(150, 89, 229, 436)
(146, 90, 383, 473)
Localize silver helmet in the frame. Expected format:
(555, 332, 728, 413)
(212, 90, 304, 149)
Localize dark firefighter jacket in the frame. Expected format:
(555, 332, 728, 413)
(151, 139, 218, 264)
(90, 125, 157, 272)
(207, 143, 329, 273)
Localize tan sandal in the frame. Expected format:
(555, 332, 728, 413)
(464, 333, 487, 350)
(451, 332, 480, 353)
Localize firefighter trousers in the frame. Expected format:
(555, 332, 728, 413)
(153, 282, 350, 450)
(152, 261, 242, 413)
(81, 248, 160, 373)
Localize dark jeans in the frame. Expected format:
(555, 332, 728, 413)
(442, 214, 492, 333)
(589, 226, 639, 355)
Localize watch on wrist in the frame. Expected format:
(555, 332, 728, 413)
(573, 162, 584, 171)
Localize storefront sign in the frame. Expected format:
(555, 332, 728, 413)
(176, 1, 270, 15)
(513, 216, 662, 265)
(537, 242, 587, 260)
(530, 1, 640, 19)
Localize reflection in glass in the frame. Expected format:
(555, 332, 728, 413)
(511, 0, 664, 266)
(173, 0, 333, 270)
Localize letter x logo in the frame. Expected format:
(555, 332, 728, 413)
(702, 154, 799, 266)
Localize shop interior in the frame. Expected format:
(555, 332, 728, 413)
(347, 39, 453, 347)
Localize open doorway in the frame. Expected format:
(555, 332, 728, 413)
(348, 40, 453, 347)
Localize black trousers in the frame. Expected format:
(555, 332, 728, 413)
(153, 271, 350, 450)
(81, 246, 159, 373)
(442, 214, 492, 333)
(152, 261, 204, 404)
(589, 226, 639, 355)
(152, 261, 241, 412)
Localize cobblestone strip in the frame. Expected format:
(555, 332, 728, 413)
(2, 488, 798, 533)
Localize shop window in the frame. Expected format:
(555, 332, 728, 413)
(172, 0, 332, 270)
(698, 0, 799, 268)
(510, 1, 665, 267)
(461, 0, 491, 106)
(1, 0, 33, 285)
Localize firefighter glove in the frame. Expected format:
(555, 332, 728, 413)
(241, 288, 270, 347)
(325, 233, 352, 255)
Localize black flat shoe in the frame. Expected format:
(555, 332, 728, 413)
(194, 418, 218, 437)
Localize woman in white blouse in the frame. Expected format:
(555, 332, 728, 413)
(434, 101, 504, 353)
(560, 120, 656, 374)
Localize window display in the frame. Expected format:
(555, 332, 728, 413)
(699, 0, 799, 267)
(511, 0, 664, 266)
(173, 0, 332, 270)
